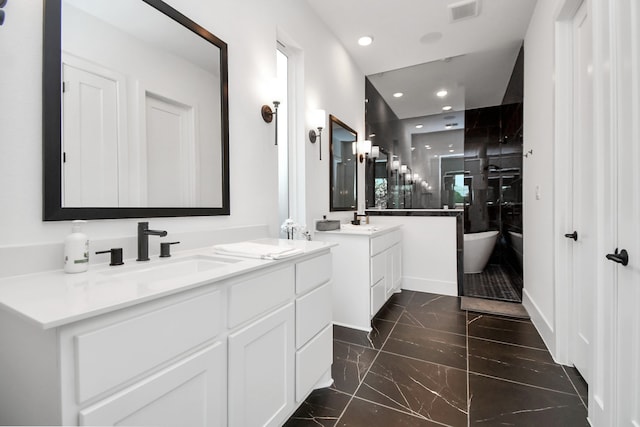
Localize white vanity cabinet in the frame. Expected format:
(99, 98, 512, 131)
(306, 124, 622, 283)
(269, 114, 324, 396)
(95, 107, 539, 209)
(59, 287, 227, 426)
(0, 245, 334, 427)
(227, 265, 296, 427)
(315, 226, 402, 331)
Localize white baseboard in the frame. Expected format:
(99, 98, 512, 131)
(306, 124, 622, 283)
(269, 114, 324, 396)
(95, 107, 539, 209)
(401, 276, 457, 296)
(522, 288, 557, 358)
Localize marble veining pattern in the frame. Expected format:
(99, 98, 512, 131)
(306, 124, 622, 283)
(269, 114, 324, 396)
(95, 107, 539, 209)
(286, 290, 588, 426)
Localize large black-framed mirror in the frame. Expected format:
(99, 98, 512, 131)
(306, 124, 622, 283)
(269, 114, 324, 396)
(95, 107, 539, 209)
(43, 0, 229, 220)
(329, 115, 357, 211)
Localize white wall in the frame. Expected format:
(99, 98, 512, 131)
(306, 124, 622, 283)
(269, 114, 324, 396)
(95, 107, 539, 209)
(522, 0, 561, 354)
(369, 215, 459, 296)
(0, 1, 364, 267)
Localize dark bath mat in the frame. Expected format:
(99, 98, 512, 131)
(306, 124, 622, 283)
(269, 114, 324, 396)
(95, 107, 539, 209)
(461, 296, 529, 319)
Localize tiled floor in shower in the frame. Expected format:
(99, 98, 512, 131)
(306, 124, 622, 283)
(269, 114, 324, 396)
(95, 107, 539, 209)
(284, 290, 588, 426)
(463, 264, 523, 302)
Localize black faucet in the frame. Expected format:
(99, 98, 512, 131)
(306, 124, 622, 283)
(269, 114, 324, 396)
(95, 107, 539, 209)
(137, 222, 167, 261)
(351, 212, 369, 225)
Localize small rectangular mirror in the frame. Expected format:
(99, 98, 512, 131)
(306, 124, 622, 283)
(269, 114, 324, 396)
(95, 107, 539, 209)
(329, 115, 358, 211)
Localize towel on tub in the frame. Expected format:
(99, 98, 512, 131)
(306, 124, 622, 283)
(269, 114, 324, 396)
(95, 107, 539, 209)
(213, 242, 303, 260)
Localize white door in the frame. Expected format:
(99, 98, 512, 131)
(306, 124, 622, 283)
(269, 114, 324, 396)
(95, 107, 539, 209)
(228, 303, 295, 427)
(568, 1, 595, 383)
(591, 0, 640, 424)
(62, 64, 120, 207)
(144, 94, 195, 207)
(611, 0, 640, 424)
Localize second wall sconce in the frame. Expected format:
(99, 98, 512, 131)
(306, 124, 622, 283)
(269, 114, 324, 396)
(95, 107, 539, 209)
(309, 109, 325, 160)
(0, 0, 7, 26)
(358, 140, 372, 163)
(261, 100, 281, 145)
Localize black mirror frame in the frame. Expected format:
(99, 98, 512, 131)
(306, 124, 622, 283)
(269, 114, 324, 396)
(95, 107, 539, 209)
(329, 114, 358, 212)
(42, 0, 230, 220)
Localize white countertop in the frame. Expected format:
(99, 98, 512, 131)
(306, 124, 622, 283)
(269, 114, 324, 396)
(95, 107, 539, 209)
(0, 239, 334, 330)
(316, 223, 402, 236)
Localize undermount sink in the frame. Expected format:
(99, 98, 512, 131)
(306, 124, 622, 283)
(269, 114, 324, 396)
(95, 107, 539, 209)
(100, 254, 242, 284)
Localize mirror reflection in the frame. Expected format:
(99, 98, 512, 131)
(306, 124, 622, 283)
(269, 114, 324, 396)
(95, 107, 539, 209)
(329, 115, 358, 211)
(43, 0, 229, 220)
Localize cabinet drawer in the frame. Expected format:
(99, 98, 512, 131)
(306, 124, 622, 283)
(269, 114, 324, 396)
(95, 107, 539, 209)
(370, 279, 386, 316)
(371, 252, 385, 286)
(75, 289, 223, 403)
(295, 282, 332, 348)
(295, 253, 332, 294)
(295, 325, 332, 402)
(228, 266, 294, 328)
(79, 341, 225, 427)
(370, 229, 401, 256)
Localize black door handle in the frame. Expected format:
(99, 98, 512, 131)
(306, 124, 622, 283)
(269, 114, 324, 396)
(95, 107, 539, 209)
(606, 248, 629, 266)
(564, 231, 578, 241)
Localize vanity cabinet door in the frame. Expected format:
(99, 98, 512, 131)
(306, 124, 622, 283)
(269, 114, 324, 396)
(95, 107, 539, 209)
(79, 341, 226, 427)
(228, 303, 295, 427)
(391, 243, 402, 292)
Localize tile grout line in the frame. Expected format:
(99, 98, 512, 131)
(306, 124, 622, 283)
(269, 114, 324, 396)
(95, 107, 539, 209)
(561, 365, 588, 410)
(466, 306, 471, 427)
(469, 371, 588, 397)
(334, 293, 410, 426)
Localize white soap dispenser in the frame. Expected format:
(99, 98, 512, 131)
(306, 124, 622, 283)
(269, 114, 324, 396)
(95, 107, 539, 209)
(64, 220, 89, 273)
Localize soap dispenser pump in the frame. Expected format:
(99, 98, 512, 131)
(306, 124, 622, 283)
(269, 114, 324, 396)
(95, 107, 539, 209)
(64, 220, 89, 273)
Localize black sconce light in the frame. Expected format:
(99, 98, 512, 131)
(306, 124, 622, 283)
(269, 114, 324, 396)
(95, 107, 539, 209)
(0, 0, 8, 26)
(261, 100, 280, 145)
(308, 109, 325, 160)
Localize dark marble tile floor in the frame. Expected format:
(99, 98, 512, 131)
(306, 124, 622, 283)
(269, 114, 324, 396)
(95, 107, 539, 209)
(284, 290, 589, 427)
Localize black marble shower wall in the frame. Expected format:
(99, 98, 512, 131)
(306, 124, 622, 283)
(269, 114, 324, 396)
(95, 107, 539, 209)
(463, 103, 523, 279)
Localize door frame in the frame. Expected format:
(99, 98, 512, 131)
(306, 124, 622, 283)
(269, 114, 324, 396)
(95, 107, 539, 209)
(552, 0, 585, 368)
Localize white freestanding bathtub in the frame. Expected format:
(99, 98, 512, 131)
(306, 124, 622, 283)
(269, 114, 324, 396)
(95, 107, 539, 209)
(464, 230, 499, 274)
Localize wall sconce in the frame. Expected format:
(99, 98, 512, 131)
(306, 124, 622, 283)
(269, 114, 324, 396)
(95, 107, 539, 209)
(358, 140, 372, 163)
(261, 100, 280, 145)
(309, 109, 325, 160)
(400, 164, 408, 174)
(0, 0, 7, 26)
(391, 160, 400, 171)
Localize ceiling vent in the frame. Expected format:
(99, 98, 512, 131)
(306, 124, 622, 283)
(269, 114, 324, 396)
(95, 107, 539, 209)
(448, 0, 480, 23)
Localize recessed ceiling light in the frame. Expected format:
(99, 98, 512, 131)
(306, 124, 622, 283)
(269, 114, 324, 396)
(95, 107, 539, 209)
(442, 105, 453, 111)
(445, 125, 452, 129)
(448, 144, 453, 147)
(416, 124, 423, 129)
(436, 90, 448, 98)
(449, 149, 455, 152)
(358, 36, 373, 46)
(393, 92, 404, 98)
(411, 147, 416, 151)
(369, 133, 376, 137)
(425, 145, 431, 149)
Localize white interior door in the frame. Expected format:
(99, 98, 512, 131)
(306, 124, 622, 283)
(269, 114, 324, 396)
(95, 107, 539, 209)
(612, 0, 640, 424)
(144, 94, 195, 207)
(62, 64, 119, 207)
(568, 1, 595, 383)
